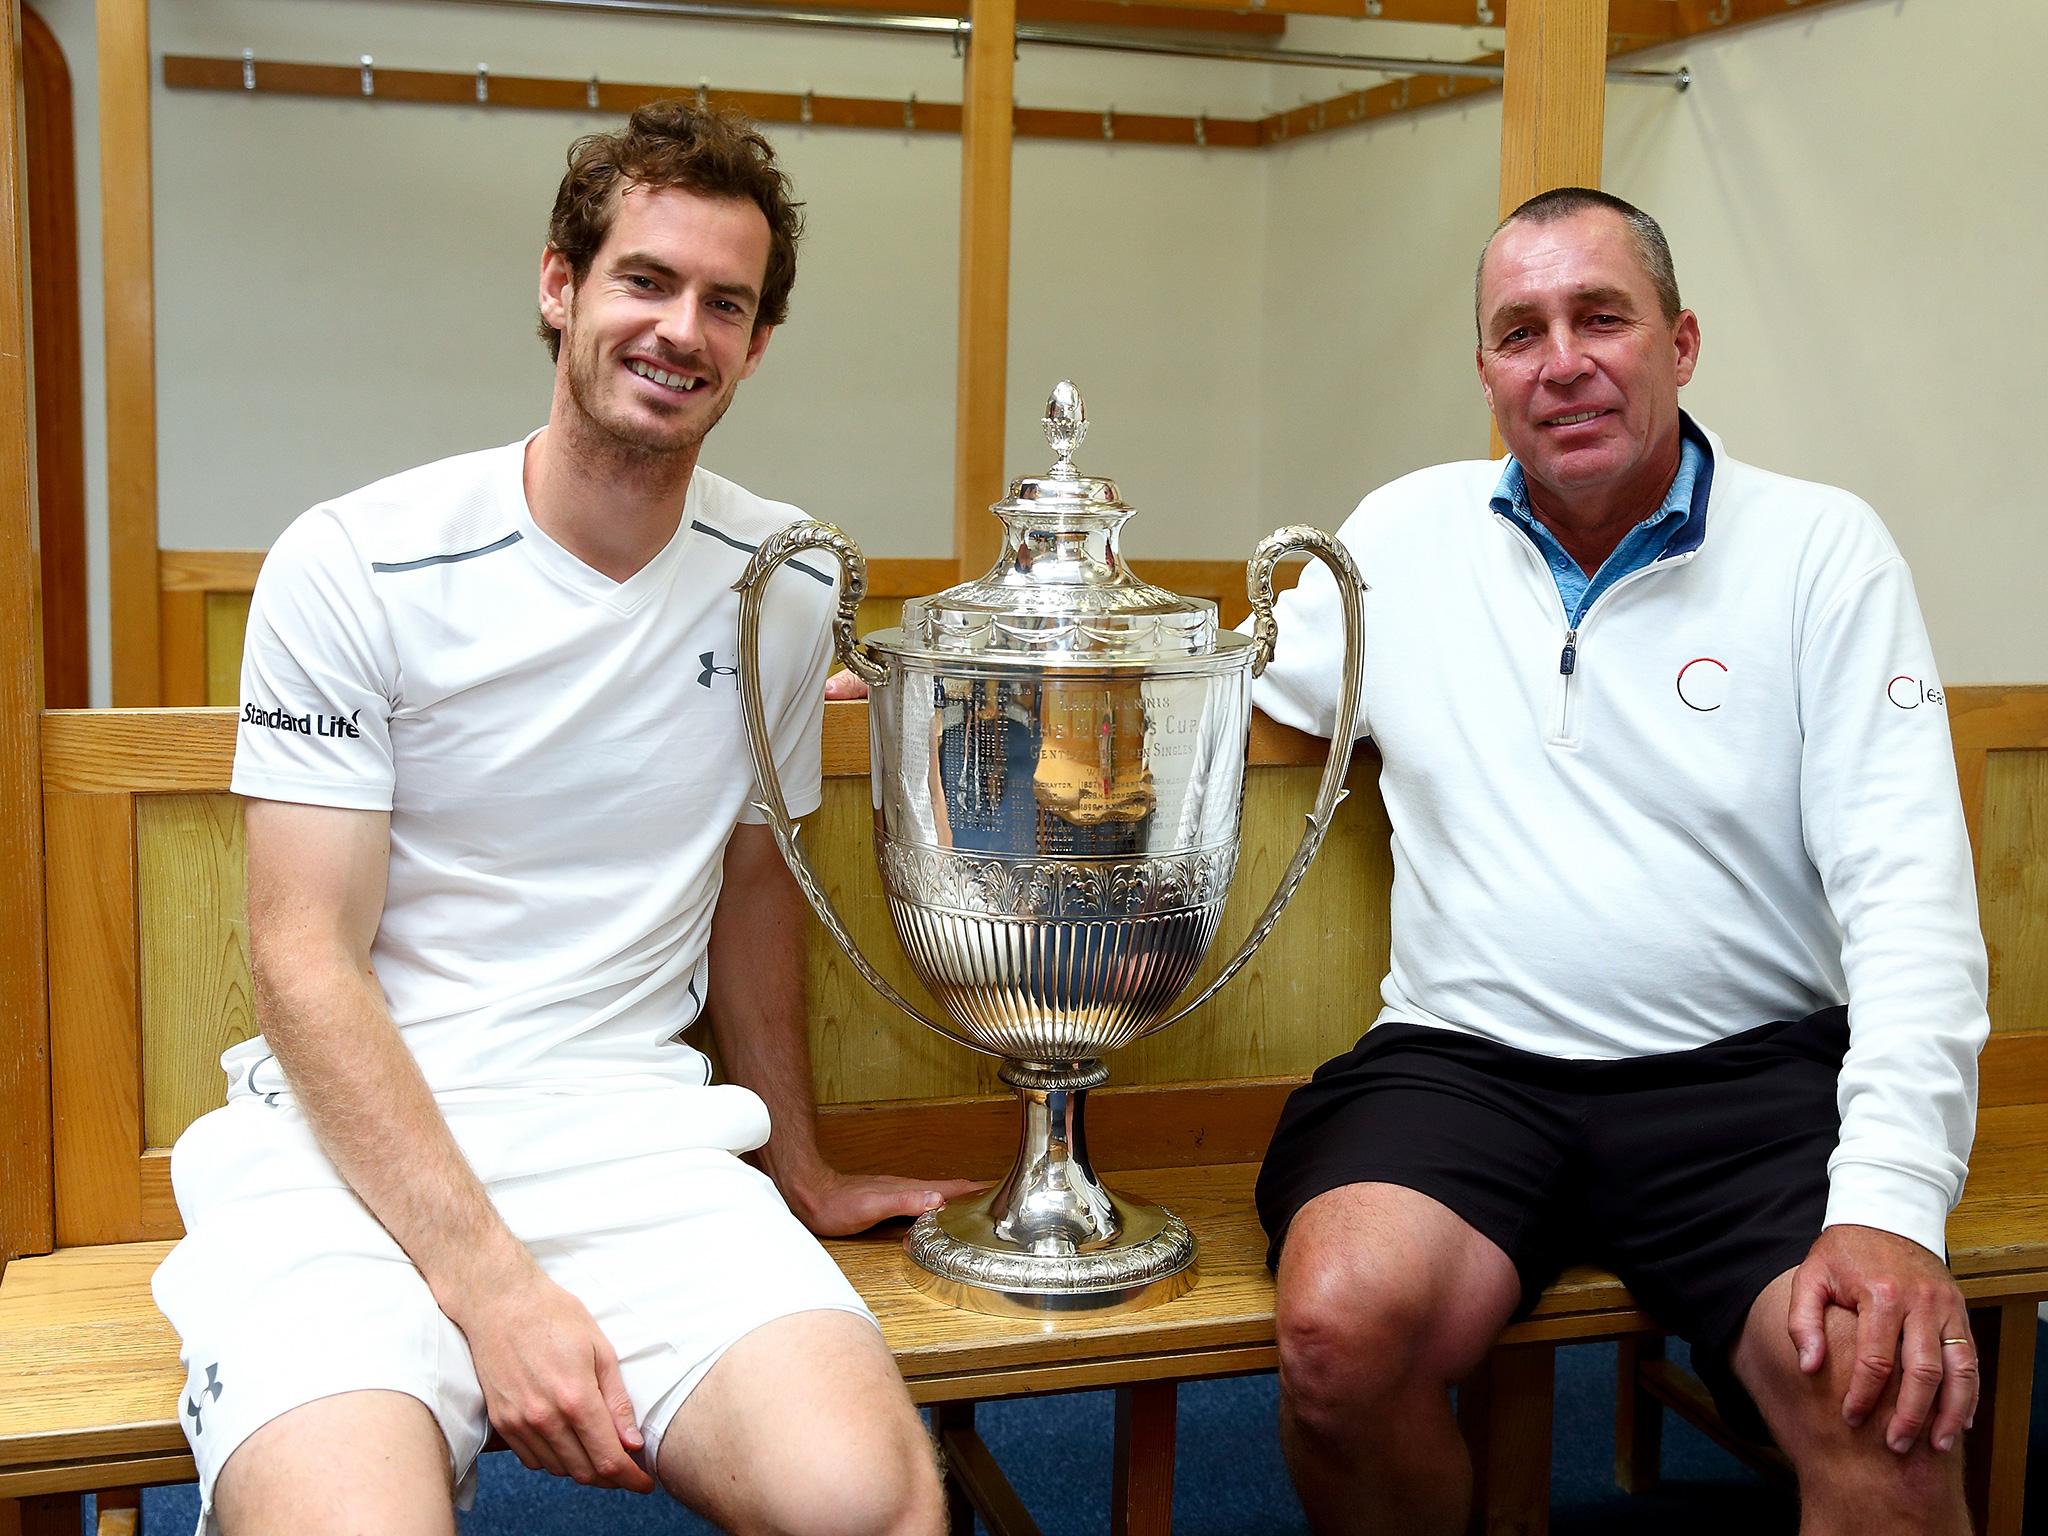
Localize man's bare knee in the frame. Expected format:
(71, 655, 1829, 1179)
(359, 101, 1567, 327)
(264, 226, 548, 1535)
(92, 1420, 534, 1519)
(214, 1389, 455, 1536)
(1737, 1287, 1968, 1534)
(1275, 1184, 1518, 1441)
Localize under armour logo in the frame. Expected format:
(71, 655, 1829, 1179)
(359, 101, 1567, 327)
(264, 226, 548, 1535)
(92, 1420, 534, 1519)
(186, 1363, 223, 1434)
(697, 651, 738, 689)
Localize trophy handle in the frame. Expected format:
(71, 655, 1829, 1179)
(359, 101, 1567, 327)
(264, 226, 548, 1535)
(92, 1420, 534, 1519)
(1150, 524, 1367, 1034)
(734, 520, 948, 1034)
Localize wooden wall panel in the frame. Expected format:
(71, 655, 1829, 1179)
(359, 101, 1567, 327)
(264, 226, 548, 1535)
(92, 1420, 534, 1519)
(1979, 750, 2048, 1035)
(155, 590, 204, 707)
(953, 0, 1015, 578)
(202, 593, 250, 707)
(45, 792, 141, 1249)
(137, 795, 252, 1147)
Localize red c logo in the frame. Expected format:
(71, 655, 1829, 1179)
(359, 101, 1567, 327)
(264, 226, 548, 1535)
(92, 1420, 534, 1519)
(1676, 657, 1728, 712)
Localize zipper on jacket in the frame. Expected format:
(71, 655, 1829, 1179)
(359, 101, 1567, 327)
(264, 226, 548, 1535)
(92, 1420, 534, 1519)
(1494, 512, 1700, 748)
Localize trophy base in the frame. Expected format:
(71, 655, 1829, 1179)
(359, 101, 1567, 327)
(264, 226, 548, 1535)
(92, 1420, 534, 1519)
(904, 1187, 1197, 1317)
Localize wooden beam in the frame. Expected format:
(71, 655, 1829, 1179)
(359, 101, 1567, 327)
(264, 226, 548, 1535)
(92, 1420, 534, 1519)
(1363, 0, 1675, 32)
(21, 6, 85, 709)
(0, 0, 54, 1269)
(99, 0, 158, 705)
(954, 0, 1015, 580)
(164, 58, 1265, 151)
(1497, 0, 1608, 218)
(718, 0, 1284, 30)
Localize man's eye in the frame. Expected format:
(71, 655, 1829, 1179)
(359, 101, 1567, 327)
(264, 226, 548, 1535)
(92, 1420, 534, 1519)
(627, 274, 657, 290)
(1499, 328, 1530, 346)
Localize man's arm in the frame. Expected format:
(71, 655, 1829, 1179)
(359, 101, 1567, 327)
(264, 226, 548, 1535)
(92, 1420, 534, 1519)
(1785, 544, 1990, 1457)
(245, 797, 654, 1493)
(706, 822, 978, 1234)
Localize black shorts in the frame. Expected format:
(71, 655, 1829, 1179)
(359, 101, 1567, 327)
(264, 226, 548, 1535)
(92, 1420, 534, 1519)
(1255, 1006, 1852, 1362)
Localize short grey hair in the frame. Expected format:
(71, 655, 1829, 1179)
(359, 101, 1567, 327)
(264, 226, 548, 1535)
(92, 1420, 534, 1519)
(1474, 187, 1681, 339)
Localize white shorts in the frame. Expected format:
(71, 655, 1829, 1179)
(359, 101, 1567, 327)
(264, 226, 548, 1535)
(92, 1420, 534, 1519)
(151, 1088, 876, 1535)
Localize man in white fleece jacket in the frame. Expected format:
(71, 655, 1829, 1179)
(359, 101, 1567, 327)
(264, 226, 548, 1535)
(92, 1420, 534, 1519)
(1253, 189, 1987, 1535)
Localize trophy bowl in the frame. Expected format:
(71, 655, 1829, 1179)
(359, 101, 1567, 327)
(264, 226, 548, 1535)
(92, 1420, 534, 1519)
(737, 382, 1364, 1316)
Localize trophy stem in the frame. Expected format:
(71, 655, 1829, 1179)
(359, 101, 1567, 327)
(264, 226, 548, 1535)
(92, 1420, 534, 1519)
(903, 1057, 1197, 1317)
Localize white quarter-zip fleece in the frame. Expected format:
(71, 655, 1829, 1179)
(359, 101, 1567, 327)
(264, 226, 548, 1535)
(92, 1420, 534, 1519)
(1254, 428, 1988, 1257)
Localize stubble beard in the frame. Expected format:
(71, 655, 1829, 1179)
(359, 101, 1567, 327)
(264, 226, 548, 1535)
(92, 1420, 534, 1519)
(560, 335, 735, 479)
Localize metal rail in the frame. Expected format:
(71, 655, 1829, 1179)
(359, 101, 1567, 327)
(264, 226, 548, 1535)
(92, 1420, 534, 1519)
(426, 0, 1692, 88)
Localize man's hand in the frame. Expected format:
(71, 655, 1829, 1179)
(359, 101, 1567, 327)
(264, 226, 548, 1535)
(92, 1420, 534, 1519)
(454, 1264, 656, 1494)
(785, 1167, 983, 1238)
(823, 669, 870, 700)
(1786, 1223, 1978, 1455)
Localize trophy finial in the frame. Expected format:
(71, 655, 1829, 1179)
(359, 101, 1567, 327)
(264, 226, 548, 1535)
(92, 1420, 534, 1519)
(1044, 381, 1087, 475)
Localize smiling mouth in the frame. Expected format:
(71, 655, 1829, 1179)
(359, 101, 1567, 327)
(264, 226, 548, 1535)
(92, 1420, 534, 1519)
(1542, 408, 1609, 427)
(627, 359, 704, 394)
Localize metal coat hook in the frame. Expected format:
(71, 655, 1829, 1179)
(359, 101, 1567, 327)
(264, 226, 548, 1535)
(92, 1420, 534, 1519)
(696, 79, 709, 109)
(800, 89, 813, 124)
(587, 75, 600, 110)
(1390, 78, 1409, 110)
(1194, 111, 1207, 148)
(1102, 105, 1115, 140)
(904, 92, 916, 130)
(1310, 101, 1325, 131)
(476, 63, 489, 103)
(360, 55, 375, 96)
(1437, 73, 1455, 98)
(1365, 0, 1382, 14)
(1709, 0, 1730, 19)
(1476, 0, 1495, 23)
(241, 48, 255, 90)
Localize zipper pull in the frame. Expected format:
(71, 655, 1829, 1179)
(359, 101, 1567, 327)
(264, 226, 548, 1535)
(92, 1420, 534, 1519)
(1559, 628, 1578, 676)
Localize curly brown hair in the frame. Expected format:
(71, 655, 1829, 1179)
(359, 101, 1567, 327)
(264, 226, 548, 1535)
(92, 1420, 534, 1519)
(538, 101, 804, 361)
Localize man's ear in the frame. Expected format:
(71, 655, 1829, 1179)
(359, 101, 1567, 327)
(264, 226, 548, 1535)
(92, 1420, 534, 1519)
(739, 323, 775, 382)
(1475, 344, 1495, 414)
(1672, 309, 1702, 388)
(538, 246, 573, 334)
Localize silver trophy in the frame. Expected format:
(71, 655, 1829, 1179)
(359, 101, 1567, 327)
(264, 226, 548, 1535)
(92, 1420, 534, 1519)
(736, 382, 1364, 1315)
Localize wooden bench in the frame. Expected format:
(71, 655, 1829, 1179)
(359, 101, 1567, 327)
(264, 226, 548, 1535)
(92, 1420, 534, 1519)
(5, 689, 2047, 1535)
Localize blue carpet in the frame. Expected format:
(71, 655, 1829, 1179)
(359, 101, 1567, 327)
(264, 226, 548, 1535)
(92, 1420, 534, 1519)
(137, 1329, 2046, 1532)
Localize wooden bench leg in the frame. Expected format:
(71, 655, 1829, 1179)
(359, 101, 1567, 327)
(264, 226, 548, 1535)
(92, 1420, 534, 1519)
(93, 1489, 140, 1536)
(0, 1494, 86, 1536)
(934, 1400, 1042, 1536)
(1612, 1335, 1666, 1493)
(1964, 1299, 2035, 1536)
(1110, 1380, 1177, 1536)
(1459, 1343, 1554, 1536)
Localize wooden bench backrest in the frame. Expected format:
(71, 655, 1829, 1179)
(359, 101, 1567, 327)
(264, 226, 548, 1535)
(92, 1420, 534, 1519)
(34, 704, 1391, 1248)
(29, 687, 2048, 1253)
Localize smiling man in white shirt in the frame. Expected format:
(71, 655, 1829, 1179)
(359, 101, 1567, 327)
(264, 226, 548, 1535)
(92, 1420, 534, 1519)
(153, 102, 966, 1536)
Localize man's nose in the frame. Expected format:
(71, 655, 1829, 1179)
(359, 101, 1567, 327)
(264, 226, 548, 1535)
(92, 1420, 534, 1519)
(1536, 328, 1592, 386)
(654, 294, 706, 356)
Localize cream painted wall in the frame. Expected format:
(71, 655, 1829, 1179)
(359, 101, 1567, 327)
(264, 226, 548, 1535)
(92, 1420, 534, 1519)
(39, 0, 1276, 702)
(1260, 0, 2048, 683)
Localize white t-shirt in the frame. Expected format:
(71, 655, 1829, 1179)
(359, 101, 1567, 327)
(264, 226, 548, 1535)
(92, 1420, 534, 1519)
(227, 434, 835, 1143)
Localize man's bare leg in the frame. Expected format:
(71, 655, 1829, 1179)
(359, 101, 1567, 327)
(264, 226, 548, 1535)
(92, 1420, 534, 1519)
(1733, 1270, 1970, 1536)
(1275, 1182, 1524, 1536)
(213, 1390, 455, 1536)
(656, 1309, 943, 1536)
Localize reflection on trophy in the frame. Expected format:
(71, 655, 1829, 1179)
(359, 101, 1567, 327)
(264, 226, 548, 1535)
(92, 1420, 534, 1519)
(736, 382, 1365, 1315)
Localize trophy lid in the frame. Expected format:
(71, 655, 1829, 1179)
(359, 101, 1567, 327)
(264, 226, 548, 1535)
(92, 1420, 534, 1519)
(886, 382, 1227, 662)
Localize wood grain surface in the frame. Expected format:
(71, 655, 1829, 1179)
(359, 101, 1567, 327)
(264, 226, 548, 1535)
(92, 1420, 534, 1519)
(138, 796, 253, 1149)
